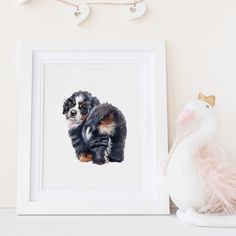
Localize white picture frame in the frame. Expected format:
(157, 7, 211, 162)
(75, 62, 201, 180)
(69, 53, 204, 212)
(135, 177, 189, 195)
(16, 40, 169, 215)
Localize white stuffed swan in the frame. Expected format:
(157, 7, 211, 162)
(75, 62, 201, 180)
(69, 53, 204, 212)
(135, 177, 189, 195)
(166, 93, 236, 227)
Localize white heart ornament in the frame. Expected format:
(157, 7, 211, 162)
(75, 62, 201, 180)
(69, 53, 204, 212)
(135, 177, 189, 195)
(65, 4, 90, 25)
(128, 2, 147, 21)
(17, 0, 32, 4)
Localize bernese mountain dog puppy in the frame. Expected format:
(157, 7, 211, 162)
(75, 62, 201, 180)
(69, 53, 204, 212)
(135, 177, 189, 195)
(62, 91, 127, 165)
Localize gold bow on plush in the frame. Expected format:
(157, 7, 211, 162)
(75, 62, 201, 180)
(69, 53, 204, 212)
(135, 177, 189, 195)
(198, 93, 216, 107)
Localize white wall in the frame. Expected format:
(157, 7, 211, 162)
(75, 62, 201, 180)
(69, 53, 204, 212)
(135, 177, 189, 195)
(0, 0, 236, 207)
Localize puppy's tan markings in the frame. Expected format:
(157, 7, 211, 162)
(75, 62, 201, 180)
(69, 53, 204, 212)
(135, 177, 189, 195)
(79, 153, 93, 162)
(99, 113, 115, 135)
(81, 115, 87, 122)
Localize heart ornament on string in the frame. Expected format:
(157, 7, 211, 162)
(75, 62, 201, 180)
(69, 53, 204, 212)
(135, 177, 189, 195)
(64, 3, 91, 25)
(128, 2, 147, 21)
(17, 0, 32, 4)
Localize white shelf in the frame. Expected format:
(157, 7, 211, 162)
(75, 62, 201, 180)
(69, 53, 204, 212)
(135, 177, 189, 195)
(0, 209, 236, 236)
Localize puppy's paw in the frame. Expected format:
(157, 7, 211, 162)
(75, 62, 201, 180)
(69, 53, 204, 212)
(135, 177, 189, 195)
(108, 156, 124, 163)
(78, 153, 93, 162)
(92, 148, 106, 165)
(93, 157, 106, 165)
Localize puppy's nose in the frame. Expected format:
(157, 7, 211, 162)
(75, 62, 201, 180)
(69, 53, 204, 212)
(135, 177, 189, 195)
(70, 110, 77, 117)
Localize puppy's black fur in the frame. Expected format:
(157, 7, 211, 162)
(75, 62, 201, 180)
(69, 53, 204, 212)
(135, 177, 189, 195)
(83, 103, 127, 165)
(63, 91, 105, 161)
(63, 91, 127, 165)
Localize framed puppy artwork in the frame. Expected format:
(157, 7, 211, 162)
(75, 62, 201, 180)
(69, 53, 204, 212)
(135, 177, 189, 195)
(17, 40, 169, 215)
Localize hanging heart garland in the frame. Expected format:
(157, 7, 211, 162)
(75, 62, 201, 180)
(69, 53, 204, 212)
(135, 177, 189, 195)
(17, 0, 32, 4)
(17, 0, 147, 24)
(128, 2, 147, 21)
(65, 3, 91, 25)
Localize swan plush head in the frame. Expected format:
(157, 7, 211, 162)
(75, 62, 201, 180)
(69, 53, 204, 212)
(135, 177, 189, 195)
(167, 93, 217, 158)
(177, 93, 216, 126)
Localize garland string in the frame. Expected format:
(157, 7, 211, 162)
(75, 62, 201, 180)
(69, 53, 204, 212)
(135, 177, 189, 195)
(57, 0, 144, 8)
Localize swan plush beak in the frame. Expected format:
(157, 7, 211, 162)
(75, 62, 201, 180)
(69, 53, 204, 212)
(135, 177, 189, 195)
(177, 108, 195, 124)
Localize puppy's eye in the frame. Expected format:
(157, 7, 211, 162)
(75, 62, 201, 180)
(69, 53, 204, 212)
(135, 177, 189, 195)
(206, 105, 210, 109)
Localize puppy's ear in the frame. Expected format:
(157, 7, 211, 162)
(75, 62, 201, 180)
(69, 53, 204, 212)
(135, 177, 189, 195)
(63, 97, 76, 115)
(63, 97, 73, 115)
(63, 100, 69, 115)
(91, 96, 100, 108)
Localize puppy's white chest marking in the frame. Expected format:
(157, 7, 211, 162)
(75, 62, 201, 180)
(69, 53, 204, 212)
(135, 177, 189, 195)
(68, 119, 79, 130)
